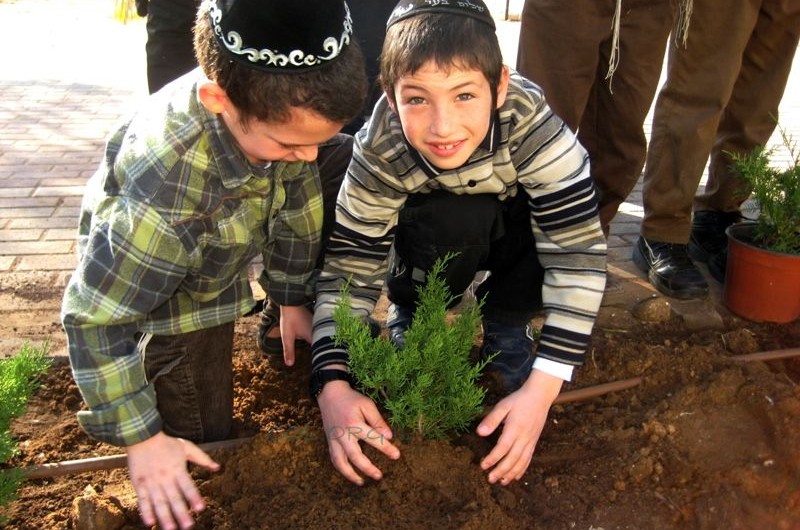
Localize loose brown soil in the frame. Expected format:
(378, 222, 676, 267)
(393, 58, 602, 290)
(2, 271, 800, 530)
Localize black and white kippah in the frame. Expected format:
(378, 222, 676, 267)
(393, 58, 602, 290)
(208, 0, 354, 72)
(386, 0, 495, 30)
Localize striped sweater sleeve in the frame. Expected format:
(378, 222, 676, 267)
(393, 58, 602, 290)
(506, 73, 607, 367)
(310, 123, 409, 371)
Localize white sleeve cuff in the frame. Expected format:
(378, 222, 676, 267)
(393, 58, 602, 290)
(532, 357, 574, 382)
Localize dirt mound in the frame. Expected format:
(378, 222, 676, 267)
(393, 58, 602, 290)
(3, 304, 800, 529)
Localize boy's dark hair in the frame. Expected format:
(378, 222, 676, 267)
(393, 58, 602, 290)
(194, 5, 367, 126)
(380, 14, 503, 105)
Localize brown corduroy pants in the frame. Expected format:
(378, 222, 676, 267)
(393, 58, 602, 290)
(640, 0, 800, 243)
(516, 0, 675, 232)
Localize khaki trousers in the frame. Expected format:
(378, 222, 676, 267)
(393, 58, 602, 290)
(641, 0, 800, 242)
(517, 0, 675, 231)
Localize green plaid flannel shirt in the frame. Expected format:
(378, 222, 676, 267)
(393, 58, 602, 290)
(62, 73, 323, 446)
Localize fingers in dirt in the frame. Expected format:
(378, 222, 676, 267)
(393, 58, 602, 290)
(282, 338, 296, 366)
(483, 439, 535, 485)
(327, 426, 401, 484)
(328, 441, 373, 485)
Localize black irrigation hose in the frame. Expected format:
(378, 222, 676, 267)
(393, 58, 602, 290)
(730, 347, 800, 363)
(21, 377, 646, 480)
(25, 348, 800, 482)
(21, 437, 252, 480)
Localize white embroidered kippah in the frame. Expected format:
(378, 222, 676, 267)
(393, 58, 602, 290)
(207, 0, 354, 72)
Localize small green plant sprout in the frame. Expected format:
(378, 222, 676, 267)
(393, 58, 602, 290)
(731, 126, 800, 254)
(333, 255, 492, 440)
(0, 342, 52, 522)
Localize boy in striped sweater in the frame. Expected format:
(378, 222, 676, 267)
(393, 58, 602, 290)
(310, 0, 607, 487)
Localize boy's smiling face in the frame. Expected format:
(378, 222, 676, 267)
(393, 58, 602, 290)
(391, 61, 509, 170)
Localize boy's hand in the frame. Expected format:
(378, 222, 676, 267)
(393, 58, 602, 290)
(126, 432, 220, 530)
(317, 381, 400, 485)
(279, 304, 313, 366)
(476, 369, 563, 485)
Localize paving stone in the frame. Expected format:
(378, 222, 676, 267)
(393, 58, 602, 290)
(0, 240, 73, 255)
(16, 253, 77, 272)
(0, 229, 44, 241)
(0, 255, 15, 271)
(0, 197, 59, 208)
(0, 206, 54, 218)
(0, 184, 36, 200)
(33, 186, 86, 197)
(45, 228, 79, 241)
(8, 217, 79, 229)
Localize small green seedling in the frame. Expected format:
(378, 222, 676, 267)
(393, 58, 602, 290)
(0, 342, 52, 522)
(334, 255, 492, 440)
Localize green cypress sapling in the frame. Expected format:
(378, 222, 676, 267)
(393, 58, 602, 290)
(333, 255, 493, 440)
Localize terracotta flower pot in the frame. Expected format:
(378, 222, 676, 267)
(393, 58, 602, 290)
(723, 222, 800, 323)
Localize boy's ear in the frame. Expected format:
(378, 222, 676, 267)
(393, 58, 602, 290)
(198, 80, 230, 114)
(495, 65, 511, 109)
(385, 89, 397, 113)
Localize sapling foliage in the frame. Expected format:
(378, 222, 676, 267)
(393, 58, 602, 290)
(731, 127, 800, 254)
(0, 342, 51, 522)
(334, 256, 492, 440)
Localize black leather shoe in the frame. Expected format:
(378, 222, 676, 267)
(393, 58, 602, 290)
(387, 303, 414, 349)
(688, 210, 741, 283)
(633, 236, 708, 299)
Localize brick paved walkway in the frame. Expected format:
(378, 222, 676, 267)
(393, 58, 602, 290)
(0, 0, 798, 357)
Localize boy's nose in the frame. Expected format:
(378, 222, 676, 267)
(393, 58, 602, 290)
(430, 106, 453, 136)
(293, 145, 319, 162)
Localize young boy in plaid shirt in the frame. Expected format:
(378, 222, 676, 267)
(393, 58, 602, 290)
(61, 1, 366, 527)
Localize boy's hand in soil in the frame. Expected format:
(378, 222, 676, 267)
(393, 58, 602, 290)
(126, 431, 221, 530)
(279, 304, 313, 367)
(317, 380, 399, 485)
(476, 369, 563, 485)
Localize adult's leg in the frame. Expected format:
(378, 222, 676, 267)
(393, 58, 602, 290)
(694, 0, 800, 213)
(143, 322, 235, 443)
(145, 0, 201, 94)
(578, 0, 674, 231)
(516, 0, 610, 131)
(640, 0, 761, 243)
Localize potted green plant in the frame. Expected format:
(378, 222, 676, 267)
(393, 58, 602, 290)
(724, 128, 800, 323)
